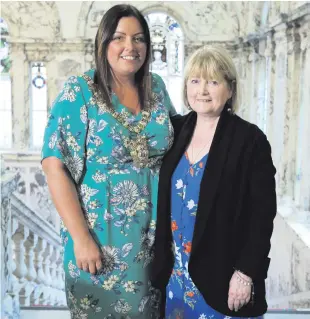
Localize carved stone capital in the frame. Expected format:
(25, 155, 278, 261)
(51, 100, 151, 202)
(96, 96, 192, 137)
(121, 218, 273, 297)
(287, 25, 300, 54)
(264, 33, 275, 58)
(273, 23, 288, 56)
(298, 19, 310, 51)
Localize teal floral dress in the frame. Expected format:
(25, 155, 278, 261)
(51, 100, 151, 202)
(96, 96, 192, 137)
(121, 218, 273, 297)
(42, 69, 176, 319)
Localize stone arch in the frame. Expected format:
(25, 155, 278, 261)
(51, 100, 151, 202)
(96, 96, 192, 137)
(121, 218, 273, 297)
(140, 4, 187, 40)
(1, 6, 18, 37)
(1, 2, 61, 39)
(77, 1, 95, 38)
(77, 2, 188, 40)
(141, 2, 240, 42)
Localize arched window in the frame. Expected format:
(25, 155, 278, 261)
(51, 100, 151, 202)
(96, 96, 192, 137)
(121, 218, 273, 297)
(145, 13, 184, 113)
(0, 18, 12, 148)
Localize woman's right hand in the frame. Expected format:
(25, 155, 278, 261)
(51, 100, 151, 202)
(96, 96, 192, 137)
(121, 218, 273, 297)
(73, 234, 103, 275)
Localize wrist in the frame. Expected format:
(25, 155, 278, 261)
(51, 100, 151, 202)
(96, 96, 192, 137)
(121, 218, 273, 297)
(72, 231, 92, 244)
(236, 270, 252, 282)
(234, 270, 252, 286)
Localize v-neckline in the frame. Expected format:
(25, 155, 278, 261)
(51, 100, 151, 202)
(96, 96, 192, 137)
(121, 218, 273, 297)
(185, 151, 209, 166)
(112, 92, 142, 118)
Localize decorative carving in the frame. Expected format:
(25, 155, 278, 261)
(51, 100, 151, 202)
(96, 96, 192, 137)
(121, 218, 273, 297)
(264, 32, 275, 58)
(299, 19, 310, 51)
(274, 24, 288, 57)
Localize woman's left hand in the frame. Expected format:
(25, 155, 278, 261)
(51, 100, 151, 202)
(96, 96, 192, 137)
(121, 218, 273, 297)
(227, 271, 252, 312)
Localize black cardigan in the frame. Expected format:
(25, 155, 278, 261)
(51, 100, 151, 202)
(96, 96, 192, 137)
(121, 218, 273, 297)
(152, 110, 277, 317)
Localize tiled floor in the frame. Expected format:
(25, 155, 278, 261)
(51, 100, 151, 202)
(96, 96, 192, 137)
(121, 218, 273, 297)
(21, 310, 310, 319)
(265, 314, 310, 319)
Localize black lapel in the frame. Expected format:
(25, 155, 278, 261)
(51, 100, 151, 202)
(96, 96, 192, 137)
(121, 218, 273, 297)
(154, 112, 197, 282)
(191, 110, 236, 255)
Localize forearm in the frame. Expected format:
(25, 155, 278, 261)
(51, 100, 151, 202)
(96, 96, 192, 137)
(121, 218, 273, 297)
(45, 168, 90, 243)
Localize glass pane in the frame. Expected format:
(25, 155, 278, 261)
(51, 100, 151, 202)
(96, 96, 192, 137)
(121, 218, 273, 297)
(0, 75, 12, 110)
(0, 110, 12, 147)
(167, 76, 183, 114)
(31, 62, 48, 148)
(32, 110, 47, 148)
(0, 18, 11, 74)
(31, 62, 47, 111)
(0, 74, 12, 148)
(146, 12, 184, 92)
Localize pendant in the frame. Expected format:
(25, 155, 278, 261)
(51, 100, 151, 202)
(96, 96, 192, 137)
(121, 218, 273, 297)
(127, 135, 149, 168)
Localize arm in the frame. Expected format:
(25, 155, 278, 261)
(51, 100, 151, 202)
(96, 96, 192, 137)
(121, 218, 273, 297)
(228, 131, 276, 311)
(42, 158, 90, 242)
(234, 131, 277, 279)
(41, 77, 102, 274)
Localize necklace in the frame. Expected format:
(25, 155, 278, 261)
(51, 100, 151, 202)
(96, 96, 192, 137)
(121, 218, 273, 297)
(185, 140, 210, 177)
(188, 140, 210, 166)
(82, 74, 151, 168)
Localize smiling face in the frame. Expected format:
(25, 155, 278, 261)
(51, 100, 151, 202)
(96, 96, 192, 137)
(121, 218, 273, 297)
(106, 16, 147, 80)
(186, 76, 232, 116)
(183, 45, 239, 115)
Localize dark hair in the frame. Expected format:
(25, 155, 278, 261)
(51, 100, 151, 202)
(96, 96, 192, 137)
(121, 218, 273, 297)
(94, 4, 152, 109)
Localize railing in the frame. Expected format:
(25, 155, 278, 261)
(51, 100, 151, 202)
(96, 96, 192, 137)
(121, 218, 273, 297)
(1, 154, 66, 319)
(1, 152, 60, 232)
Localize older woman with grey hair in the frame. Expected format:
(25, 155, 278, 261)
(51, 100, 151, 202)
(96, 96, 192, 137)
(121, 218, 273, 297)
(152, 45, 276, 318)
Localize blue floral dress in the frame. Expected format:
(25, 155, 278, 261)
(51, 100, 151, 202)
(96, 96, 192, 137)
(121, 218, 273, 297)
(42, 69, 176, 319)
(166, 152, 263, 319)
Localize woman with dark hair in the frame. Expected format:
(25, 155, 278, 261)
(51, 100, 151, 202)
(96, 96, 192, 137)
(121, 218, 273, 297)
(42, 4, 176, 318)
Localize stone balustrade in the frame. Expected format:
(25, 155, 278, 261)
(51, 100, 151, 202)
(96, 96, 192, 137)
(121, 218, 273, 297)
(1, 154, 66, 319)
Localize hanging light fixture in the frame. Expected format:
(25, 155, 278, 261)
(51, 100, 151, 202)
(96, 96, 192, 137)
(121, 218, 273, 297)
(32, 63, 46, 89)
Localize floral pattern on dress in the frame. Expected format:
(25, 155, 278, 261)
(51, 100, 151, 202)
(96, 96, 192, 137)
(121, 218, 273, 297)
(42, 70, 176, 318)
(166, 152, 263, 319)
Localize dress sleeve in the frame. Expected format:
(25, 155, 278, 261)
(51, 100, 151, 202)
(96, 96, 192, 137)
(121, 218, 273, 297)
(41, 76, 88, 184)
(152, 73, 178, 117)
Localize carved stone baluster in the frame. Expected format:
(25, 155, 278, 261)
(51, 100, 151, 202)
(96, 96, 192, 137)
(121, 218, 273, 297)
(12, 222, 28, 307)
(42, 243, 53, 305)
(23, 232, 38, 306)
(48, 246, 57, 305)
(56, 249, 65, 290)
(2, 213, 21, 317)
(10, 217, 19, 292)
(34, 238, 47, 285)
(13, 223, 28, 280)
(25, 232, 38, 282)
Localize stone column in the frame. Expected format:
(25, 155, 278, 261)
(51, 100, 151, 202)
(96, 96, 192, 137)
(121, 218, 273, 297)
(236, 43, 251, 119)
(255, 39, 267, 131)
(270, 23, 288, 198)
(263, 32, 276, 136)
(281, 23, 302, 199)
(247, 41, 260, 125)
(294, 16, 310, 211)
(10, 43, 30, 151)
(84, 40, 95, 72)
